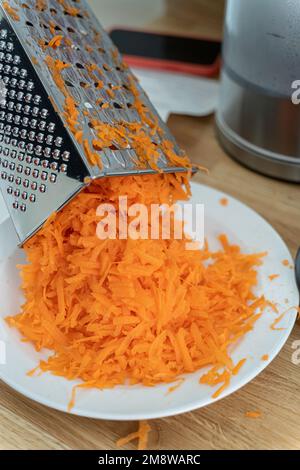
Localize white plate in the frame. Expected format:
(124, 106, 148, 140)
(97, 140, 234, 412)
(0, 182, 298, 420)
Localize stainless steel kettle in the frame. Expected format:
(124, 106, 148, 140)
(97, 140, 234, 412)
(216, 0, 300, 182)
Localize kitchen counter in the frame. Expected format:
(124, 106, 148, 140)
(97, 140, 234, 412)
(0, 0, 299, 451)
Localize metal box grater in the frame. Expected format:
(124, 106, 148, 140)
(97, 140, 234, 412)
(0, 0, 191, 245)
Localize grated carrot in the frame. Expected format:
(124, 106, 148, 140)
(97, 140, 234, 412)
(6, 177, 268, 409)
(245, 410, 262, 419)
(219, 197, 229, 207)
(47, 35, 64, 50)
(3, 1, 20, 21)
(167, 378, 185, 394)
(35, 0, 47, 11)
(117, 421, 151, 450)
(269, 274, 279, 281)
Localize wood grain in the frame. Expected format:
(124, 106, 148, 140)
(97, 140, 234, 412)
(1, 0, 300, 451)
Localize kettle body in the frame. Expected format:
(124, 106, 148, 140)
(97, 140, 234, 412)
(216, 0, 300, 181)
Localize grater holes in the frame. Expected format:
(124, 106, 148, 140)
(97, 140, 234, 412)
(0, 17, 80, 198)
(52, 149, 60, 160)
(48, 122, 55, 133)
(41, 171, 47, 181)
(50, 173, 57, 183)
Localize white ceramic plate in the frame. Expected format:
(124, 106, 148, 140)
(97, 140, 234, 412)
(0, 182, 298, 420)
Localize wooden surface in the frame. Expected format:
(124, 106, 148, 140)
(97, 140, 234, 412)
(1, 0, 300, 451)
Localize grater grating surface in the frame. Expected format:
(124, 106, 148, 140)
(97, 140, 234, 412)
(0, 0, 193, 245)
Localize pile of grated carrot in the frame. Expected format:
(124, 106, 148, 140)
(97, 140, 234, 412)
(7, 172, 268, 405)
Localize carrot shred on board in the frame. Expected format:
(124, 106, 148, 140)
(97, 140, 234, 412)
(117, 421, 151, 450)
(232, 358, 246, 376)
(245, 410, 262, 419)
(282, 259, 291, 268)
(270, 307, 299, 331)
(35, 0, 47, 12)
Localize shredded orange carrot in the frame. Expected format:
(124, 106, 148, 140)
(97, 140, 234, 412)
(167, 378, 185, 394)
(6, 176, 269, 407)
(232, 358, 246, 376)
(269, 274, 279, 281)
(45, 56, 70, 96)
(83, 139, 102, 168)
(3, 1, 20, 21)
(117, 421, 151, 450)
(245, 410, 262, 419)
(47, 35, 64, 50)
(282, 259, 290, 267)
(35, 0, 47, 11)
(261, 354, 269, 361)
(219, 197, 229, 207)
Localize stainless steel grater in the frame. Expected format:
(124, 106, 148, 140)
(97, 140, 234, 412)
(0, 0, 191, 245)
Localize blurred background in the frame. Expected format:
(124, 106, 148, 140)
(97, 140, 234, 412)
(88, 0, 225, 37)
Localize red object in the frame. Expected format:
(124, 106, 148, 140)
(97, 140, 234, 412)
(122, 54, 221, 77)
